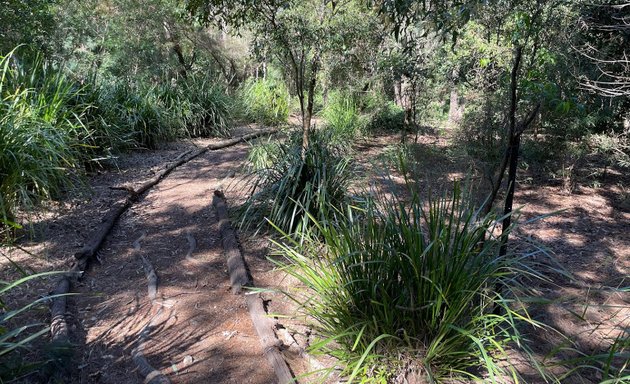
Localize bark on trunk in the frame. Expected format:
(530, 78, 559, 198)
(301, 54, 320, 158)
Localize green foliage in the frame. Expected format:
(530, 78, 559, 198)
(367, 101, 406, 132)
(0, 1, 56, 53)
(177, 76, 232, 137)
(246, 137, 282, 172)
(0, 50, 89, 228)
(0, 47, 234, 234)
(94, 80, 179, 149)
(0, 271, 65, 381)
(321, 90, 366, 145)
(82, 75, 232, 150)
(377, 143, 418, 180)
(589, 131, 630, 169)
(241, 131, 351, 234)
(239, 77, 290, 126)
(273, 184, 554, 382)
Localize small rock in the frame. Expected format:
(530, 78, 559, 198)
(183, 355, 193, 366)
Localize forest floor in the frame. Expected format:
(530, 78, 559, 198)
(1, 125, 629, 383)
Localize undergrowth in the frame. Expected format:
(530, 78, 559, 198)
(239, 77, 290, 125)
(0, 269, 66, 381)
(272, 184, 558, 383)
(241, 130, 351, 235)
(0, 47, 234, 237)
(321, 90, 366, 146)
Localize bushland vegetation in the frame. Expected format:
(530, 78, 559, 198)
(1, 0, 628, 382)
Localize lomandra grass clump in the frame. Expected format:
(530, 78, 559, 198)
(241, 131, 351, 234)
(0, 49, 88, 231)
(273, 185, 555, 383)
(0, 270, 65, 381)
(239, 77, 290, 126)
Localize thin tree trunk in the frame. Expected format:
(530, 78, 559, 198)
(493, 46, 523, 315)
(448, 88, 461, 125)
(301, 53, 320, 158)
(163, 21, 189, 79)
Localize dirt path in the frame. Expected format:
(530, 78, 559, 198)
(2, 129, 627, 384)
(68, 138, 276, 383)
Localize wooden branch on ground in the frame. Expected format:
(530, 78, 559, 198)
(212, 190, 295, 384)
(48, 129, 276, 358)
(132, 233, 170, 383)
(133, 232, 159, 301)
(49, 278, 70, 344)
(185, 231, 197, 262)
(132, 309, 172, 384)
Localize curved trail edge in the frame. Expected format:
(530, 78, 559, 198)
(47, 129, 277, 358)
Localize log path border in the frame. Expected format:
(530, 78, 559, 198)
(212, 190, 296, 384)
(47, 129, 277, 364)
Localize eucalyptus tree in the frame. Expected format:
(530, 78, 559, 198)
(187, 0, 368, 153)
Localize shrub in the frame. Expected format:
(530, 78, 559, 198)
(241, 130, 352, 234)
(589, 131, 630, 169)
(367, 101, 406, 132)
(273, 184, 555, 382)
(0, 49, 88, 229)
(239, 77, 290, 125)
(321, 90, 366, 145)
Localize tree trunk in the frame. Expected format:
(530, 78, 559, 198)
(163, 21, 189, 79)
(493, 46, 523, 315)
(394, 79, 402, 107)
(301, 53, 320, 158)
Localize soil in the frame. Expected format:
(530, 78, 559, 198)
(1, 126, 628, 384)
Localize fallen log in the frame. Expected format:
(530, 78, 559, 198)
(212, 190, 251, 294)
(132, 233, 170, 384)
(133, 233, 159, 301)
(49, 129, 276, 355)
(212, 190, 295, 384)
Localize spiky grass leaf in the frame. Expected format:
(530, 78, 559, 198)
(272, 184, 557, 382)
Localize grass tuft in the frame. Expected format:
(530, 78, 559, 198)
(241, 130, 352, 235)
(272, 183, 556, 382)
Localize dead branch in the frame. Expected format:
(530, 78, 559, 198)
(212, 190, 251, 294)
(132, 308, 172, 384)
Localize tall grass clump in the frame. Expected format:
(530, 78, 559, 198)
(0, 270, 65, 381)
(94, 80, 180, 149)
(241, 130, 351, 234)
(321, 90, 366, 146)
(176, 75, 232, 137)
(273, 185, 555, 382)
(246, 136, 282, 172)
(239, 77, 290, 125)
(0, 49, 89, 230)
